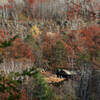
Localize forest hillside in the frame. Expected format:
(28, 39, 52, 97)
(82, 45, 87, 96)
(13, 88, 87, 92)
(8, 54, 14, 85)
(0, 0, 100, 100)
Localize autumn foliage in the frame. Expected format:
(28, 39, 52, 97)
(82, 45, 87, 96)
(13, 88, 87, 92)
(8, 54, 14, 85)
(0, 30, 34, 61)
(0, 0, 100, 99)
(41, 24, 100, 69)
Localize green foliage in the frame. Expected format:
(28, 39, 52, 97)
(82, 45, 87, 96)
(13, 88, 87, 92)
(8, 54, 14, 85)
(0, 73, 21, 100)
(76, 52, 91, 67)
(24, 34, 40, 51)
(0, 35, 19, 48)
(53, 95, 63, 100)
(0, 67, 54, 100)
(20, 67, 54, 100)
(32, 72, 53, 100)
(88, 94, 97, 100)
(24, 35, 34, 45)
(53, 94, 78, 100)
(96, 50, 100, 62)
(50, 41, 67, 67)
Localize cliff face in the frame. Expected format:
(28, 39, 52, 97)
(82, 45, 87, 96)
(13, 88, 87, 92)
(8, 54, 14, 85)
(76, 68, 100, 100)
(52, 79, 79, 100)
(87, 70, 100, 100)
(51, 68, 100, 100)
